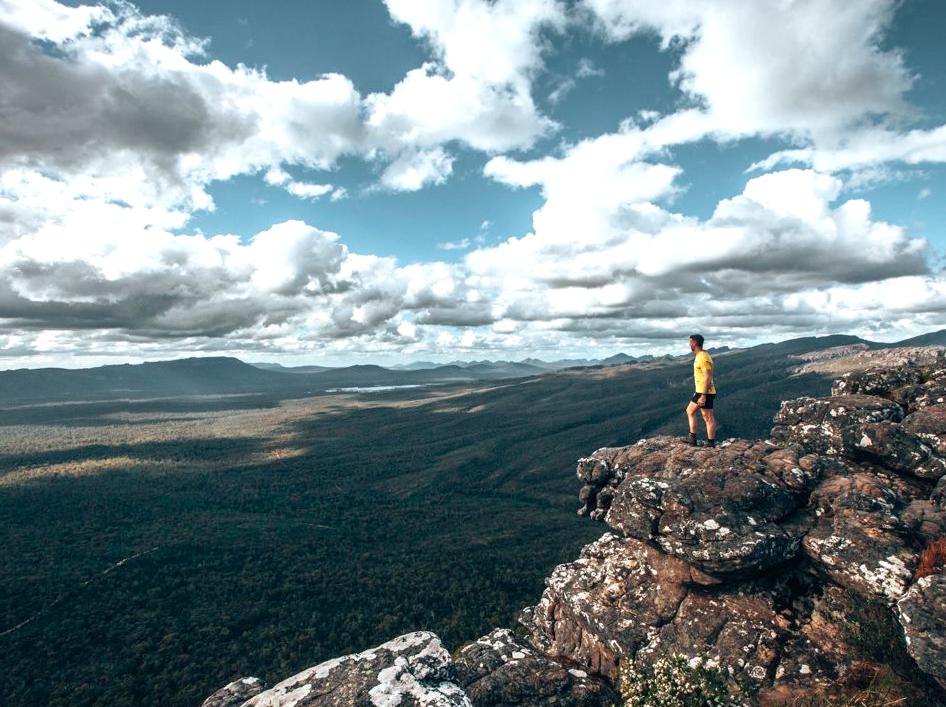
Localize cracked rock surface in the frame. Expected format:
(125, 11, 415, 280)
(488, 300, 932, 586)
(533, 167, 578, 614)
(453, 628, 618, 706)
(234, 632, 471, 707)
(597, 438, 820, 576)
(201, 678, 266, 707)
(898, 574, 946, 690)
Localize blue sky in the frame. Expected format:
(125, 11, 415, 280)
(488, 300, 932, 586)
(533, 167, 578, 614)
(1, 0, 946, 366)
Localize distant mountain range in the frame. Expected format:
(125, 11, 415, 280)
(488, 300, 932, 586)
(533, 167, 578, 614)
(0, 331, 941, 406)
(384, 351, 673, 371)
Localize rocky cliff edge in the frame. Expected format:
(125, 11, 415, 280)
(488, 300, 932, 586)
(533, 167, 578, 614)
(203, 353, 946, 706)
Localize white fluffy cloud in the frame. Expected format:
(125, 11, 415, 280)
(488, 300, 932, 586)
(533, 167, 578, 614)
(379, 147, 455, 191)
(364, 0, 567, 186)
(0, 4, 365, 211)
(470, 164, 929, 333)
(0, 0, 567, 209)
(584, 0, 912, 136)
(581, 0, 946, 174)
(1, 0, 945, 364)
(750, 124, 946, 173)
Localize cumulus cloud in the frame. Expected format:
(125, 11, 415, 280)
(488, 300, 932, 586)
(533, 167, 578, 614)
(379, 147, 455, 191)
(749, 124, 946, 173)
(263, 167, 345, 201)
(580, 0, 946, 174)
(366, 0, 565, 157)
(584, 0, 912, 136)
(1, 0, 945, 364)
(0, 3, 366, 211)
(469, 166, 929, 335)
(0, 0, 566, 213)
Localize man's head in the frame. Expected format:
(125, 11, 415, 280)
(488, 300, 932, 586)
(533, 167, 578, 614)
(689, 334, 704, 352)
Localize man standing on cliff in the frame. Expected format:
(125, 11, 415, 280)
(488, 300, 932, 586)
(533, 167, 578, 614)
(686, 334, 717, 447)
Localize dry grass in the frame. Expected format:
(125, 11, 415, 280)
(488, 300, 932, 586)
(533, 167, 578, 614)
(772, 664, 914, 707)
(916, 536, 946, 580)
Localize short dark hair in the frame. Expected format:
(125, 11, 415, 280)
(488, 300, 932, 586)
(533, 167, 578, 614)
(689, 334, 704, 347)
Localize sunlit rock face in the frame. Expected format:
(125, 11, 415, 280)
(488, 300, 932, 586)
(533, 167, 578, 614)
(204, 632, 471, 707)
(204, 356, 946, 706)
(585, 438, 820, 576)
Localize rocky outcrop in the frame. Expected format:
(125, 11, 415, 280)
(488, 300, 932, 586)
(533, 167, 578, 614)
(201, 678, 266, 707)
(210, 632, 471, 707)
(898, 574, 946, 690)
(588, 439, 820, 576)
(802, 465, 924, 602)
(204, 355, 946, 706)
(521, 533, 803, 686)
(453, 628, 618, 706)
(558, 358, 946, 703)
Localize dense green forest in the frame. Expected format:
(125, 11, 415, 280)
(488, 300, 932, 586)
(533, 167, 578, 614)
(0, 341, 834, 705)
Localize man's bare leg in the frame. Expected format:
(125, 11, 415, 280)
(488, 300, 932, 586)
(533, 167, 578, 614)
(686, 402, 700, 433)
(701, 409, 716, 442)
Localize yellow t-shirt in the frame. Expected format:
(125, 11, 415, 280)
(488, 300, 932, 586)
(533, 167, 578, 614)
(694, 350, 716, 394)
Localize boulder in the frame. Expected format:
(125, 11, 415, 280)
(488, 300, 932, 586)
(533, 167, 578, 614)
(909, 380, 946, 411)
(933, 475, 946, 510)
(519, 532, 822, 689)
(802, 470, 922, 603)
(852, 421, 946, 480)
(639, 589, 791, 684)
(576, 439, 671, 520)
(598, 438, 819, 575)
(453, 628, 617, 706)
(771, 395, 903, 457)
(239, 632, 471, 707)
(521, 533, 718, 678)
(902, 404, 946, 456)
(902, 500, 946, 542)
(201, 678, 266, 707)
(832, 367, 923, 398)
(897, 574, 946, 690)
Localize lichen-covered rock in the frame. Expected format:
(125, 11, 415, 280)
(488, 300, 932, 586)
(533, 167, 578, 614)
(596, 438, 819, 575)
(902, 405, 946, 456)
(771, 395, 904, 457)
(639, 590, 791, 684)
(902, 500, 946, 542)
(897, 574, 946, 690)
(904, 380, 946, 411)
(793, 583, 858, 664)
(453, 628, 618, 706)
(851, 421, 927, 472)
(832, 367, 923, 398)
(521, 533, 718, 678)
(201, 677, 266, 707)
(802, 470, 922, 603)
(519, 532, 823, 690)
(576, 439, 672, 520)
(933, 475, 946, 510)
(240, 632, 471, 707)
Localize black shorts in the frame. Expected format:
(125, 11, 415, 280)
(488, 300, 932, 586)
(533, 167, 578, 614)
(691, 393, 716, 409)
